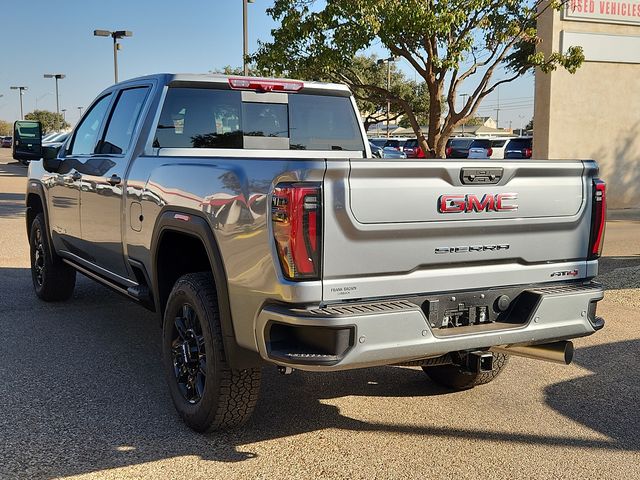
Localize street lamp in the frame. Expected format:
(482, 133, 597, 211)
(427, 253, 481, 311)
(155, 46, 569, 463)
(94, 29, 133, 83)
(77, 106, 84, 118)
(43, 74, 66, 114)
(10, 86, 28, 120)
(243, 0, 255, 75)
(377, 56, 397, 138)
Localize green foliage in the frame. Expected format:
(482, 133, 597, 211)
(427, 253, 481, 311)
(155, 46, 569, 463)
(525, 118, 534, 131)
(253, 0, 584, 156)
(0, 120, 12, 136)
(463, 116, 487, 127)
(24, 110, 69, 134)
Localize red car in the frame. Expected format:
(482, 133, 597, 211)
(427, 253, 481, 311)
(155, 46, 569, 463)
(1, 136, 12, 148)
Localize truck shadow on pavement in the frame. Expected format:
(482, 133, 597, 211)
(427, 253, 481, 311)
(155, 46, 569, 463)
(0, 268, 638, 478)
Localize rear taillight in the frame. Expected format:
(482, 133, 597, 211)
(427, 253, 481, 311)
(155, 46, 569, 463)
(589, 179, 606, 259)
(524, 147, 532, 158)
(272, 183, 322, 280)
(487, 147, 493, 157)
(445, 147, 452, 157)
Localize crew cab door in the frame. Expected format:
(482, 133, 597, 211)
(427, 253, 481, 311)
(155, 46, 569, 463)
(48, 93, 113, 255)
(79, 86, 151, 280)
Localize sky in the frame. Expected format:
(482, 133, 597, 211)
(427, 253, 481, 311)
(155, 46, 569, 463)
(0, 0, 534, 129)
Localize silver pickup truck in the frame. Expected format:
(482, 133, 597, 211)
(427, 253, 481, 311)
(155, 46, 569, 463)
(14, 74, 606, 432)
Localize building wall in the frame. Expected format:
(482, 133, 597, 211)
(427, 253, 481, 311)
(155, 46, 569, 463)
(534, 4, 640, 208)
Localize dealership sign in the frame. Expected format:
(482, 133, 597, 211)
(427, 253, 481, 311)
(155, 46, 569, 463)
(564, 0, 640, 25)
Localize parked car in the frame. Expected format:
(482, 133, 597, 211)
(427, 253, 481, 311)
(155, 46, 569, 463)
(369, 141, 384, 158)
(505, 137, 533, 159)
(1, 136, 12, 148)
(402, 138, 426, 158)
(42, 132, 60, 143)
(489, 138, 512, 159)
(445, 137, 474, 158)
(43, 132, 70, 148)
(369, 137, 389, 148)
(384, 138, 406, 151)
(467, 138, 494, 159)
(382, 146, 407, 158)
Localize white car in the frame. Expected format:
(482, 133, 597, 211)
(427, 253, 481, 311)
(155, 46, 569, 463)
(488, 138, 513, 159)
(466, 138, 493, 159)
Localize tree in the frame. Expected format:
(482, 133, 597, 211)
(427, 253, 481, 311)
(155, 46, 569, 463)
(24, 110, 69, 133)
(525, 118, 534, 131)
(463, 116, 487, 127)
(0, 120, 11, 136)
(253, 0, 584, 157)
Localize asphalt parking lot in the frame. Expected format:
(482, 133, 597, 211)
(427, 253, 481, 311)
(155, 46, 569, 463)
(0, 147, 638, 479)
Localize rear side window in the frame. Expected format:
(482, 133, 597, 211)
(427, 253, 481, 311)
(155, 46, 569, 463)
(98, 87, 150, 155)
(449, 138, 474, 148)
(404, 139, 418, 148)
(491, 139, 507, 147)
(470, 139, 491, 148)
(154, 88, 243, 149)
(153, 87, 364, 151)
(507, 138, 533, 150)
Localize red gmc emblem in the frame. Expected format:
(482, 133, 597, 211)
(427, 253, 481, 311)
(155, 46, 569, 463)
(438, 193, 518, 213)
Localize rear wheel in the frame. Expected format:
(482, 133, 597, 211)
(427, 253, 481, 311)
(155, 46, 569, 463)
(29, 213, 76, 301)
(422, 352, 509, 390)
(162, 272, 261, 432)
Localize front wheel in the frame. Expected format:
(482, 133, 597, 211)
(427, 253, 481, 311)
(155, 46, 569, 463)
(162, 272, 261, 432)
(29, 213, 76, 301)
(422, 352, 509, 390)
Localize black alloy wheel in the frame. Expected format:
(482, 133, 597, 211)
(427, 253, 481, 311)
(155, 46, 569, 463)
(29, 212, 76, 301)
(162, 272, 261, 432)
(171, 303, 207, 404)
(33, 226, 46, 287)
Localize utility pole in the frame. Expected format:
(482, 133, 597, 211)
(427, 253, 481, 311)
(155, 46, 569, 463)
(243, 0, 255, 75)
(43, 74, 65, 114)
(94, 30, 133, 83)
(495, 86, 500, 129)
(10, 86, 28, 120)
(377, 56, 396, 138)
(459, 93, 469, 136)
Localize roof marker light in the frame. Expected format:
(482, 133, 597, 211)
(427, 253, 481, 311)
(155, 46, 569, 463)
(228, 77, 304, 93)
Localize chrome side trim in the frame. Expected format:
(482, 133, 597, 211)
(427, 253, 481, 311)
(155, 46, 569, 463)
(59, 251, 138, 288)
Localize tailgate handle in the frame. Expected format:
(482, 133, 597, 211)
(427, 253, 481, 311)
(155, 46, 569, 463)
(461, 168, 503, 185)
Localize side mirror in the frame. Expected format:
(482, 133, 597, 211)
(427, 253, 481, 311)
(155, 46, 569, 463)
(42, 145, 62, 172)
(13, 120, 42, 161)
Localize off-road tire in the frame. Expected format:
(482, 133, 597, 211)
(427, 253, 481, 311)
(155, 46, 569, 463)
(29, 213, 76, 301)
(422, 352, 509, 390)
(162, 272, 261, 432)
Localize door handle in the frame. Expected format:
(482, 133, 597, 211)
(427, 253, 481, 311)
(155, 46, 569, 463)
(71, 172, 82, 181)
(107, 174, 122, 186)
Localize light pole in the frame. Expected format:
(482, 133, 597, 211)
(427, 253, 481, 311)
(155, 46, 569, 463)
(377, 56, 396, 138)
(43, 74, 65, 114)
(243, 0, 255, 75)
(77, 106, 84, 118)
(94, 29, 133, 83)
(459, 93, 469, 136)
(10, 86, 28, 120)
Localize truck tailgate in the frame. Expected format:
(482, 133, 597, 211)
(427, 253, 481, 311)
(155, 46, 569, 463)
(322, 159, 597, 302)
